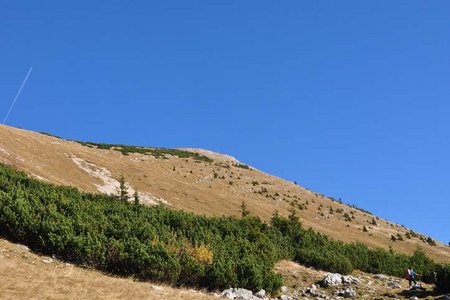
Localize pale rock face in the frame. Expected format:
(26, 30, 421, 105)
(374, 274, 389, 280)
(319, 273, 361, 288)
(320, 273, 343, 287)
(220, 288, 258, 300)
(17, 244, 30, 251)
(42, 258, 53, 263)
(254, 289, 266, 299)
(342, 275, 361, 285)
(68, 154, 170, 205)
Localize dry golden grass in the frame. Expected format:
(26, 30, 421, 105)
(0, 124, 449, 263)
(0, 238, 216, 300)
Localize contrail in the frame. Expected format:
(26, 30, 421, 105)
(3, 66, 33, 124)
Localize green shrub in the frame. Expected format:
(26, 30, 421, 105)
(343, 213, 352, 222)
(426, 237, 436, 246)
(409, 249, 437, 284)
(234, 163, 250, 170)
(76, 142, 213, 162)
(0, 164, 281, 292)
(435, 263, 450, 293)
(296, 247, 353, 274)
(0, 163, 439, 293)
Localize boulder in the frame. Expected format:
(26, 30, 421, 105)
(221, 288, 255, 300)
(17, 244, 30, 251)
(342, 275, 361, 285)
(42, 258, 53, 263)
(319, 273, 343, 287)
(319, 273, 361, 287)
(254, 289, 266, 299)
(306, 284, 318, 296)
(374, 274, 389, 280)
(387, 281, 401, 289)
(337, 287, 356, 298)
(150, 285, 163, 291)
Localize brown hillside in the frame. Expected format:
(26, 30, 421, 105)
(0, 238, 215, 300)
(0, 124, 449, 262)
(0, 238, 438, 300)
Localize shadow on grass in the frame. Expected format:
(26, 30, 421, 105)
(382, 286, 449, 299)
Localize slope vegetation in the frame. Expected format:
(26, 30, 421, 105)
(0, 163, 445, 294)
(0, 238, 215, 300)
(0, 124, 449, 263)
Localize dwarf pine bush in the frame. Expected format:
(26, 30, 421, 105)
(0, 163, 442, 292)
(435, 263, 450, 292)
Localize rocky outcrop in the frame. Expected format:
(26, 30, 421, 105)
(221, 288, 258, 300)
(374, 274, 389, 280)
(319, 273, 343, 287)
(220, 288, 272, 300)
(219, 271, 434, 300)
(312, 273, 361, 299)
(342, 275, 361, 285)
(219, 287, 298, 300)
(318, 273, 360, 287)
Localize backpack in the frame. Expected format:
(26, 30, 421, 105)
(405, 269, 411, 279)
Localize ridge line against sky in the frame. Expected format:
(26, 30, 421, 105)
(1, 1, 449, 243)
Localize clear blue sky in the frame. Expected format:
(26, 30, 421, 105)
(1, 1, 450, 243)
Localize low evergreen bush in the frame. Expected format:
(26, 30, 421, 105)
(0, 163, 441, 292)
(435, 263, 450, 293)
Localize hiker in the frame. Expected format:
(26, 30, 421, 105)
(406, 267, 420, 287)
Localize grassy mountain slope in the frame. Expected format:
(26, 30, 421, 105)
(0, 238, 215, 300)
(2, 237, 441, 300)
(0, 124, 449, 262)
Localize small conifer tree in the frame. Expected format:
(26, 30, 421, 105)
(240, 200, 249, 217)
(118, 174, 129, 202)
(134, 191, 140, 206)
(288, 200, 299, 224)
